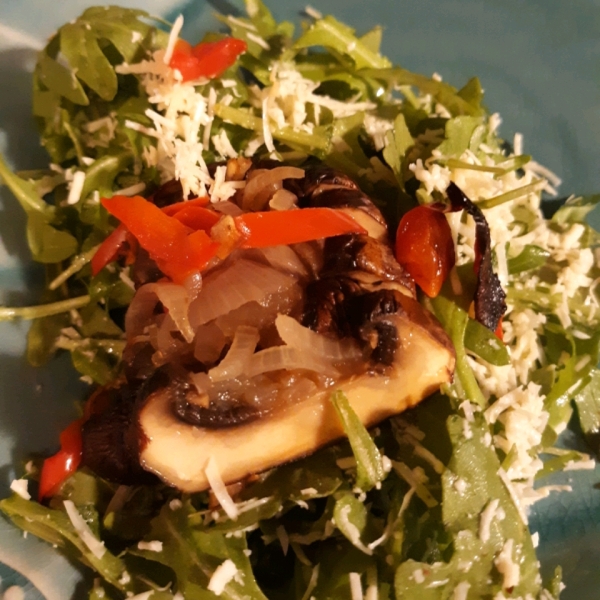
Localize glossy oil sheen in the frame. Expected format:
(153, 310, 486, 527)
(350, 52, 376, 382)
(0, 0, 599, 598)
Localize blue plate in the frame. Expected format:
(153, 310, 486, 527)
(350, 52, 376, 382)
(1, 1, 599, 598)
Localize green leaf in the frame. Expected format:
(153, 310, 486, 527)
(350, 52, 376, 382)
(134, 500, 268, 600)
(26, 212, 79, 263)
(330, 391, 385, 491)
(428, 295, 486, 407)
(36, 52, 89, 106)
(457, 77, 484, 112)
(359, 26, 383, 54)
(464, 317, 510, 366)
(0, 495, 132, 593)
(244, 0, 278, 37)
(60, 23, 118, 102)
(507, 244, 550, 274)
(333, 491, 374, 554)
(81, 151, 134, 202)
(0, 152, 54, 217)
(293, 16, 391, 70)
(383, 113, 413, 184)
(552, 194, 600, 225)
(436, 115, 484, 158)
(27, 312, 70, 366)
(573, 369, 600, 434)
(362, 68, 484, 117)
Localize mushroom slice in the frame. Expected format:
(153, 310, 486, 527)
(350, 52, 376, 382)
(137, 295, 455, 493)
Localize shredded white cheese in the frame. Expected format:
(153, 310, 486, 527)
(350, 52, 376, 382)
(349, 573, 364, 600)
(452, 581, 471, 600)
(66, 170, 86, 205)
(205, 456, 239, 520)
(479, 498, 500, 543)
(207, 559, 238, 596)
(63, 500, 106, 559)
(9, 479, 30, 500)
(494, 539, 520, 590)
(137, 540, 163, 552)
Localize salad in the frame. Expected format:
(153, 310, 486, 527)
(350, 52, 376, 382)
(1, 1, 600, 598)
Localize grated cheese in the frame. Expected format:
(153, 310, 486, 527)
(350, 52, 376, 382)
(300, 564, 320, 600)
(64, 500, 106, 559)
(349, 573, 364, 600)
(365, 565, 378, 600)
(479, 498, 500, 543)
(9, 479, 30, 500)
(452, 582, 471, 600)
(66, 170, 86, 205)
(205, 456, 239, 520)
(207, 559, 238, 596)
(412, 568, 425, 584)
(137, 540, 163, 552)
(163, 14, 184, 65)
(494, 539, 520, 590)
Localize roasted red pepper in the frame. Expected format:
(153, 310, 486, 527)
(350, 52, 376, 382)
(38, 419, 83, 500)
(235, 208, 367, 249)
(100, 195, 219, 283)
(169, 37, 247, 81)
(394, 205, 455, 298)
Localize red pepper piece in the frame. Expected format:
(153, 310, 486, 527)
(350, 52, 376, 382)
(161, 196, 210, 216)
(91, 224, 133, 276)
(394, 205, 455, 298)
(171, 205, 221, 231)
(38, 419, 83, 501)
(101, 195, 219, 283)
(235, 208, 367, 249)
(169, 37, 247, 82)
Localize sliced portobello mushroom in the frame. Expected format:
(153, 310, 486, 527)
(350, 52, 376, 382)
(81, 160, 456, 493)
(137, 294, 454, 492)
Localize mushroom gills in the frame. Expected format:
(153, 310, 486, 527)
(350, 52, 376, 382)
(138, 294, 455, 493)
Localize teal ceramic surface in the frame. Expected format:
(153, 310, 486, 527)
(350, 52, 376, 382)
(1, 1, 599, 598)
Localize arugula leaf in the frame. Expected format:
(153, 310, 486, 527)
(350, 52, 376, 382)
(464, 317, 510, 366)
(331, 391, 386, 491)
(573, 368, 600, 435)
(436, 116, 484, 158)
(552, 194, 600, 225)
(26, 211, 78, 263)
(507, 245, 550, 274)
(133, 500, 268, 599)
(292, 16, 391, 70)
(0, 494, 132, 593)
(60, 23, 119, 102)
(428, 295, 487, 407)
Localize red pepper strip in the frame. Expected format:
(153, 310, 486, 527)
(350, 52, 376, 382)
(38, 418, 83, 501)
(161, 196, 210, 216)
(171, 205, 221, 231)
(235, 208, 367, 249)
(394, 205, 455, 298)
(91, 224, 131, 276)
(495, 316, 504, 341)
(169, 37, 247, 82)
(101, 195, 218, 283)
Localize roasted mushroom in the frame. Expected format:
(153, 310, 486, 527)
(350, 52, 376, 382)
(82, 161, 456, 492)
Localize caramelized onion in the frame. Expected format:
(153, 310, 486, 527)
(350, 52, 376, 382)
(275, 314, 362, 362)
(247, 346, 338, 377)
(258, 245, 310, 278)
(125, 282, 194, 343)
(242, 166, 304, 210)
(209, 326, 260, 382)
(188, 258, 298, 328)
